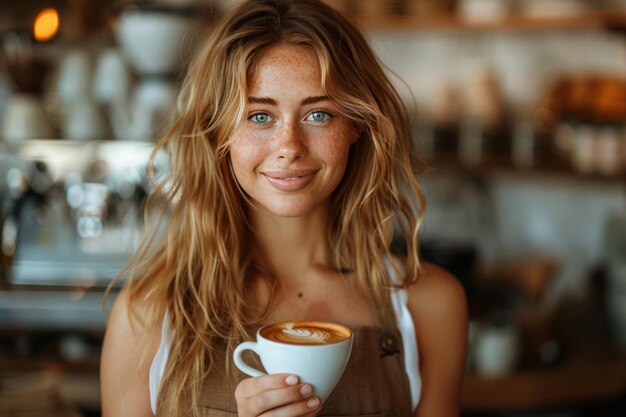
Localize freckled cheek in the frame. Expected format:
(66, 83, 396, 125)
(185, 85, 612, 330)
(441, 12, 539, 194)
(318, 128, 355, 162)
(230, 137, 268, 175)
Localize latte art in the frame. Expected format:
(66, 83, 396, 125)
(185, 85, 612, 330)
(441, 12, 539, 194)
(280, 325, 334, 343)
(261, 321, 351, 345)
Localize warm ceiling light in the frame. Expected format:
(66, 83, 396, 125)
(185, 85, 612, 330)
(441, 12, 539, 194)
(33, 8, 60, 42)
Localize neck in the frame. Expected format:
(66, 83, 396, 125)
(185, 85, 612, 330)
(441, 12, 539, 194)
(249, 202, 335, 283)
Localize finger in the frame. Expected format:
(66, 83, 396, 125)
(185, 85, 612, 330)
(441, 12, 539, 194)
(300, 398, 323, 417)
(247, 384, 314, 415)
(258, 396, 321, 417)
(237, 374, 298, 398)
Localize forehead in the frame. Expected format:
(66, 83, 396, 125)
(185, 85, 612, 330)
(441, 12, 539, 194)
(248, 44, 323, 94)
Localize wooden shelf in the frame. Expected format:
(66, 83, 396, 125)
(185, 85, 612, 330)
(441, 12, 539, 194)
(354, 11, 626, 32)
(422, 153, 626, 183)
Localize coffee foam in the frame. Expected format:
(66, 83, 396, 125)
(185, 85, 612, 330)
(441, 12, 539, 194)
(261, 321, 351, 345)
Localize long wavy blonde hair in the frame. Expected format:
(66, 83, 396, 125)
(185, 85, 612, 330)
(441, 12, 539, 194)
(116, 0, 426, 415)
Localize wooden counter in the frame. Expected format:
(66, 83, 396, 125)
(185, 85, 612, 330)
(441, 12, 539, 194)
(461, 344, 626, 411)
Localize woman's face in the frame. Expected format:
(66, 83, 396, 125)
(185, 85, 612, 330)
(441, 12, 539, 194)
(229, 44, 359, 218)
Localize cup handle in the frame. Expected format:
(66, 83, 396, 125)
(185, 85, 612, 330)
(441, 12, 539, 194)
(233, 341, 266, 377)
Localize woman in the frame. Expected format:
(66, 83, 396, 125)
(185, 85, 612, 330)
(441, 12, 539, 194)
(100, 1, 467, 416)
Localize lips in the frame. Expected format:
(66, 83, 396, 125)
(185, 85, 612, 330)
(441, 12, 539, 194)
(262, 169, 318, 191)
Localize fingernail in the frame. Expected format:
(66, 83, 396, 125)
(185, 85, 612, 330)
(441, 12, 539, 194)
(285, 375, 298, 385)
(307, 397, 320, 408)
(300, 384, 312, 396)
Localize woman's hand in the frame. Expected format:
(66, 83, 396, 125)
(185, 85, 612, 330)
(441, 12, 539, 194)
(235, 374, 322, 417)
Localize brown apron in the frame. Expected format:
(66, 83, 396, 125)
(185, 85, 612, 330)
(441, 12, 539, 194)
(165, 304, 414, 416)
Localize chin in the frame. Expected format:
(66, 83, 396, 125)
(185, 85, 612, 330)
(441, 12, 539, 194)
(269, 207, 312, 218)
(259, 202, 316, 218)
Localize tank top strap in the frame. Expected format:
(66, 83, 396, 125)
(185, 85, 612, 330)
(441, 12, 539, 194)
(384, 256, 421, 411)
(150, 310, 171, 415)
(369, 256, 404, 330)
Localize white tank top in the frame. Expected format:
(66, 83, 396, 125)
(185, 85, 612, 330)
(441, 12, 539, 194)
(149, 261, 422, 414)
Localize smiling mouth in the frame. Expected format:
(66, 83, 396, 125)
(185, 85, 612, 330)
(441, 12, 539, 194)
(264, 169, 318, 179)
(264, 173, 315, 181)
(263, 170, 318, 191)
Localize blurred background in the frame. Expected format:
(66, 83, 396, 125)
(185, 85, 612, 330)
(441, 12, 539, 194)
(0, 1, 624, 416)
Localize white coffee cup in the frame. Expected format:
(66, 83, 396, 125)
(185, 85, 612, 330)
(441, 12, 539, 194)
(55, 48, 92, 104)
(93, 48, 131, 104)
(233, 320, 353, 402)
(474, 320, 519, 378)
(2, 93, 55, 147)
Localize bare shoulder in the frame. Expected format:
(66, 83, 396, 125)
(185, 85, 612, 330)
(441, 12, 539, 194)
(402, 261, 468, 417)
(100, 287, 161, 417)
(404, 261, 468, 348)
(406, 261, 468, 319)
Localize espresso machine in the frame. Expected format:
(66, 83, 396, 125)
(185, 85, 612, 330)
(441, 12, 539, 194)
(0, 139, 161, 336)
(1, 140, 154, 288)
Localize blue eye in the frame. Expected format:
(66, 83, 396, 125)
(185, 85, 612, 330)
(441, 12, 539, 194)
(249, 113, 271, 124)
(307, 111, 331, 123)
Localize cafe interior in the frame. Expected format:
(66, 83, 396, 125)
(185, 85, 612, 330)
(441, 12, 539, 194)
(0, 0, 625, 416)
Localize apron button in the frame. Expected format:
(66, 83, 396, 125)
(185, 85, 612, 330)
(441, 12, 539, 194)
(380, 333, 400, 357)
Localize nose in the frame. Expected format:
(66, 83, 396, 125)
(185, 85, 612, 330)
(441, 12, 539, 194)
(275, 122, 306, 162)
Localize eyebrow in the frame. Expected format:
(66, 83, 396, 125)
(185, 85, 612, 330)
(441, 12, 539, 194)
(248, 95, 330, 106)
